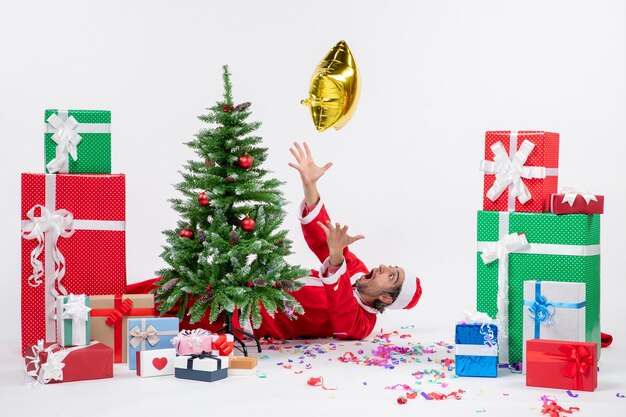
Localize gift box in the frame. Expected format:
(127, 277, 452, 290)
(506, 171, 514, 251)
(127, 317, 179, 370)
(56, 294, 91, 347)
(171, 329, 214, 355)
(476, 210, 600, 364)
(522, 281, 586, 373)
(90, 294, 154, 363)
(212, 334, 234, 356)
(20, 173, 126, 355)
(455, 323, 498, 377)
(174, 352, 229, 382)
(44, 109, 111, 174)
(228, 356, 258, 376)
(136, 348, 176, 377)
(526, 339, 597, 391)
(551, 190, 604, 215)
(25, 340, 113, 384)
(480, 131, 559, 212)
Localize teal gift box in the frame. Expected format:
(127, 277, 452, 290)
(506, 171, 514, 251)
(476, 210, 600, 365)
(127, 317, 179, 370)
(44, 109, 111, 174)
(55, 294, 91, 347)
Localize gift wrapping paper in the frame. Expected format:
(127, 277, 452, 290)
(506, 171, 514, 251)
(476, 210, 600, 364)
(174, 352, 229, 382)
(480, 131, 559, 212)
(551, 193, 604, 215)
(127, 317, 179, 370)
(56, 294, 91, 347)
(20, 173, 126, 355)
(455, 323, 498, 377)
(136, 348, 176, 377)
(522, 281, 586, 373)
(24, 340, 113, 384)
(171, 329, 214, 355)
(526, 339, 597, 391)
(44, 109, 111, 174)
(90, 294, 154, 363)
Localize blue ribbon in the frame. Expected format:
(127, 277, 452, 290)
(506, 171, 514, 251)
(523, 281, 586, 338)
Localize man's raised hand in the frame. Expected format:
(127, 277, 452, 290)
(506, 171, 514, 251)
(317, 220, 365, 266)
(288, 142, 333, 186)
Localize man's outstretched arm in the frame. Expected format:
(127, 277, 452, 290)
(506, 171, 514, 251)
(288, 141, 332, 206)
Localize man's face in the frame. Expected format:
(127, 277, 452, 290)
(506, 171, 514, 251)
(356, 264, 405, 304)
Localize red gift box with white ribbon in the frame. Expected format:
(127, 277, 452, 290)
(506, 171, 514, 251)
(480, 131, 559, 213)
(20, 173, 126, 355)
(551, 188, 604, 215)
(526, 339, 597, 391)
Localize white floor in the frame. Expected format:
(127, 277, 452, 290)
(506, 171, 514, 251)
(1, 315, 624, 417)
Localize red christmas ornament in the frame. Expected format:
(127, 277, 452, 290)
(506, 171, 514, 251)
(237, 154, 253, 169)
(205, 284, 212, 290)
(225, 177, 235, 183)
(246, 281, 253, 287)
(396, 396, 407, 405)
(198, 192, 210, 206)
(222, 105, 228, 112)
(240, 216, 256, 231)
(230, 105, 234, 109)
(273, 282, 280, 288)
(179, 228, 194, 239)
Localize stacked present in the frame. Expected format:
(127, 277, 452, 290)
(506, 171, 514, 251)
(474, 130, 601, 391)
(168, 329, 236, 382)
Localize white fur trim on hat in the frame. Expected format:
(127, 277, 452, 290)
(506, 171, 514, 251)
(387, 269, 422, 310)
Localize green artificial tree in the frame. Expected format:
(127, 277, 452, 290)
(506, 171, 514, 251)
(154, 65, 308, 341)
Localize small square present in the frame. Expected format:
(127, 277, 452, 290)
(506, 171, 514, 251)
(171, 329, 214, 355)
(136, 348, 176, 377)
(550, 188, 604, 215)
(522, 281, 586, 373)
(212, 333, 234, 356)
(25, 340, 113, 384)
(127, 317, 179, 370)
(56, 294, 91, 347)
(455, 323, 498, 377)
(174, 352, 229, 382)
(228, 356, 258, 376)
(526, 339, 597, 391)
(90, 294, 154, 363)
(44, 109, 111, 174)
(480, 131, 559, 213)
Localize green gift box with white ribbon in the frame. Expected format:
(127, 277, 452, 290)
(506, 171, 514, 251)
(44, 109, 111, 174)
(476, 210, 600, 365)
(56, 294, 91, 347)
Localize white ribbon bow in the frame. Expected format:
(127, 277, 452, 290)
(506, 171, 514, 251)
(21, 205, 75, 294)
(462, 310, 498, 325)
(61, 294, 91, 322)
(129, 325, 160, 349)
(560, 186, 598, 206)
(24, 340, 68, 384)
(46, 113, 82, 174)
(479, 232, 529, 364)
(480, 140, 546, 204)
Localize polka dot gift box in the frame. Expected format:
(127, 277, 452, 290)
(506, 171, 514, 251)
(476, 210, 600, 365)
(44, 109, 112, 174)
(480, 131, 559, 213)
(20, 173, 126, 356)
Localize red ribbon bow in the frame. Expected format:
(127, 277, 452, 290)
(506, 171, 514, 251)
(213, 334, 233, 356)
(558, 345, 593, 390)
(541, 400, 580, 417)
(105, 298, 134, 327)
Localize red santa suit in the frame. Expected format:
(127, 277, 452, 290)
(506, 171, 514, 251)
(128, 199, 422, 340)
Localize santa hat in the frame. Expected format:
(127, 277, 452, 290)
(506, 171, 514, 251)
(387, 269, 422, 310)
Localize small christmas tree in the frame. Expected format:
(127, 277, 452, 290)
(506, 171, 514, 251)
(155, 65, 308, 330)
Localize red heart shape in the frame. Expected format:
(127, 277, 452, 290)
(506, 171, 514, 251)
(152, 357, 168, 371)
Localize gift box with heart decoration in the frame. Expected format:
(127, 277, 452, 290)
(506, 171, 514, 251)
(136, 348, 176, 377)
(480, 131, 559, 213)
(44, 109, 111, 174)
(127, 317, 179, 370)
(20, 173, 126, 356)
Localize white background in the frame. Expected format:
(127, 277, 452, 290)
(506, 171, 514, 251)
(1, 1, 625, 415)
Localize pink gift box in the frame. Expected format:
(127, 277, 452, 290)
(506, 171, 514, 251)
(171, 329, 213, 355)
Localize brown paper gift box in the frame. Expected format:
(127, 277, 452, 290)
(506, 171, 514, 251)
(90, 294, 154, 363)
(228, 356, 258, 369)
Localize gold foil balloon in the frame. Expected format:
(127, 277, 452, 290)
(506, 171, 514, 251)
(301, 40, 360, 132)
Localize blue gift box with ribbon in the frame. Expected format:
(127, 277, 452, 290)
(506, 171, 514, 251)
(455, 323, 499, 377)
(127, 317, 179, 370)
(174, 352, 229, 382)
(522, 280, 586, 373)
